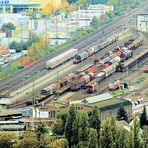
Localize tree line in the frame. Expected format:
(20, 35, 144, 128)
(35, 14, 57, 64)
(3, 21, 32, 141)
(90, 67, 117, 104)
(0, 105, 147, 148)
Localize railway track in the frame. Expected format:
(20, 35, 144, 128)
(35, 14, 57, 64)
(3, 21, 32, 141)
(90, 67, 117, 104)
(8, 49, 148, 109)
(1, 1, 148, 95)
(9, 36, 135, 103)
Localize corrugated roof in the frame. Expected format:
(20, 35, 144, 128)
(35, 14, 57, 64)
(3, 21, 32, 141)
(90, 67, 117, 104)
(82, 93, 113, 104)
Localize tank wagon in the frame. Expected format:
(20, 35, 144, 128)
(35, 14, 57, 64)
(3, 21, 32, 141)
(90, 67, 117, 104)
(46, 48, 78, 69)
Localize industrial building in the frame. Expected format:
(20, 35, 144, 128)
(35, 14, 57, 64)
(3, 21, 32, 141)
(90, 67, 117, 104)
(137, 12, 148, 32)
(71, 93, 132, 121)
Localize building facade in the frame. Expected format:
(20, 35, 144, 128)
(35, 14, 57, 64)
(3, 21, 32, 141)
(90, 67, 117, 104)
(137, 12, 148, 32)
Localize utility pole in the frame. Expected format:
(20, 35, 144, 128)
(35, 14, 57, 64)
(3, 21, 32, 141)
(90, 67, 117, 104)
(56, 71, 59, 100)
(96, 76, 99, 95)
(32, 75, 36, 119)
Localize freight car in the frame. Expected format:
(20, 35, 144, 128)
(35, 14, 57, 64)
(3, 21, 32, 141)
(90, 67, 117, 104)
(85, 62, 119, 93)
(118, 50, 148, 72)
(46, 48, 78, 69)
(124, 37, 143, 50)
(73, 35, 118, 64)
(109, 80, 121, 91)
(143, 65, 148, 73)
(70, 73, 94, 91)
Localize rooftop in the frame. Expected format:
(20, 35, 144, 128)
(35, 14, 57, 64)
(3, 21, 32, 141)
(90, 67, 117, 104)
(0, 98, 11, 105)
(81, 93, 113, 104)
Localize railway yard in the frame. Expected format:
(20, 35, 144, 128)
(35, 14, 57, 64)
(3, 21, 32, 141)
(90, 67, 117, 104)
(0, 1, 148, 130)
(6, 31, 148, 112)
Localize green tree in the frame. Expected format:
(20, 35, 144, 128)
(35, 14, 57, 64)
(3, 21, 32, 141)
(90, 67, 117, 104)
(88, 128, 98, 148)
(72, 112, 80, 145)
(90, 16, 100, 29)
(1, 22, 16, 37)
(88, 106, 101, 143)
(14, 131, 38, 148)
(78, 111, 89, 142)
(127, 131, 134, 148)
(114, 128, 128, 148)
(52, 119, 65, 135)
(131, 117, 141, 148)
(142, 126, 148, 148)
(117, 105, 128, 122)
(35, 121, 48, 140)
(65, 105, 77, 147)
(0, 132, 16, 148)
(99, 117, 114, 148)
(140, 106, 147, 128)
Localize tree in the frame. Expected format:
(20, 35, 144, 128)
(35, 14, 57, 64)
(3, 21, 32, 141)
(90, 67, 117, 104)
(14, 131, 38, 148)
(99, 117, 114, 148)
(90, 16, 100, 29)
(78, 112, 89, 142)
(35, 121, 48, 140)
(142, 126, 148, 148)
(72, 112, 80, 145)
(1, 22, 16, 37)
(114, 128, 128, 148)
(88, 106, 101, 143)
(88, 128, 98, 148)
(127, 131, 134, 148)
(131, 117, 141, 148)
(140, 106, 147, 128)
(117, 105, 128, 122)
(49, 138, 69, 148)
(0, 132, 16, 148)
(52, 119, 65, 135)
(65, 105, 77, 147)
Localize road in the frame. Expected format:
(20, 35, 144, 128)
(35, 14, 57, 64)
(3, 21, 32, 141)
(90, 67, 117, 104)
(0, 0, 148, 96)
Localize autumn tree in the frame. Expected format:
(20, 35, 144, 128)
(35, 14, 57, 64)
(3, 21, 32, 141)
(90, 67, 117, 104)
(88, 128, 98, 148)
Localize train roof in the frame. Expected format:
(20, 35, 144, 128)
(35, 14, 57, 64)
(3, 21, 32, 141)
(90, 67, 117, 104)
(46, 48, 77, 64)
(76, 63, 93, 72)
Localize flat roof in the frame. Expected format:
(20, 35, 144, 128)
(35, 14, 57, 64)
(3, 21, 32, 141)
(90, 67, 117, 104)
(81, 93, 113, 104)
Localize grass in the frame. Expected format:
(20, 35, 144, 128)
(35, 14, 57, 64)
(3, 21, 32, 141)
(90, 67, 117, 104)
(111, 89, 129, 97)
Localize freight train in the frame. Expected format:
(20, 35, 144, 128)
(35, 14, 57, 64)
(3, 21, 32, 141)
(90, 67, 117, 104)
(73, 35, 118, 64)
(117, 50, 148, 72)
(46, 48, 78, 69)
(36, 37, 144, 103)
